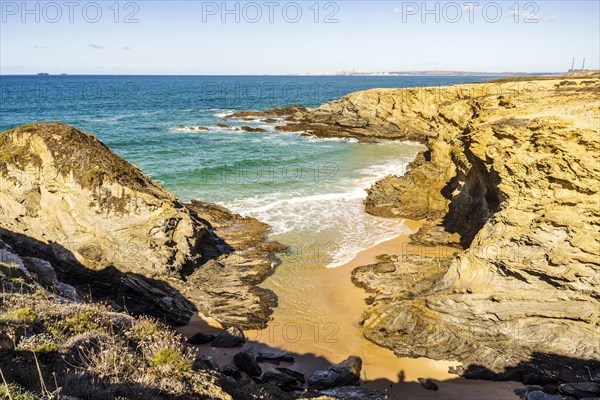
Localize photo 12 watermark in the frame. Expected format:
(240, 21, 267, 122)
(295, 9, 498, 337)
(1, 1, 140, 23)
(196, 161, 340, 185)
(395, 1, 540, 23)
(200, 1, 340, 23)
(0, 81, 141, 104)
(200, 81, 341, 106)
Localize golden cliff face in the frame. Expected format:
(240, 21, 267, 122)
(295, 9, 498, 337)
(283, 75, 600, 379)
(0, 123, 282, 328)
(0, 123, 207, 276)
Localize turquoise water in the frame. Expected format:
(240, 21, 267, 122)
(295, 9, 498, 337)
(0, 75, 502, 265)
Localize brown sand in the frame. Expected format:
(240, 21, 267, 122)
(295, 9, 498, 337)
(180, 220, 522, 399)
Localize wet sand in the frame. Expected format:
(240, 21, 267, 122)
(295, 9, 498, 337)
(180, 220, 522, 399)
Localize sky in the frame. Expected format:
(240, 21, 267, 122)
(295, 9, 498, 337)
(1, 0, 599, 74)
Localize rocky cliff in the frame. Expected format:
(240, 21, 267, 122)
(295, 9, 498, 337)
(241, 75, 600, 383)
(0, 122, 283, 329)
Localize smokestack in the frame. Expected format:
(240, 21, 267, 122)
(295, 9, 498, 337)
(582, 57, 586, 71)
(571, 57, 575, 71)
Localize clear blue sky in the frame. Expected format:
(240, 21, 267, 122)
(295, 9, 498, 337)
(1, 1, 598, 74)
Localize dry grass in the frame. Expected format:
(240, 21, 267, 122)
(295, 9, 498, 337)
(0, 291, 229, 399)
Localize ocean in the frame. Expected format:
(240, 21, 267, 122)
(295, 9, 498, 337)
(0, 75, 501, 267)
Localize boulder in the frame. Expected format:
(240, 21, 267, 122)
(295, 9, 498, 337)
(261, 371, 303, 391)
(187, 332, 215, 345)
(275, 367, 305, 384)
(233, 349, 262, 377)
(308, 356, 362, 389)
(192, 355, 216, 371)
(258, 351, 295, 364)
(525, 391, 563, 400)
(516, 386, 545, 399)
(212, 326, 245, 348)
(559, 382, 600, 398)
(319, 386, 391, 400)
(417, 378, 438, 391)
(22, 257, 57, 286)
(220, 365, 242, 380)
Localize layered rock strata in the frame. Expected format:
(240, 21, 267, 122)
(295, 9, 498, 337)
(235, 75, 600, 381)
(0, 122, 283, 328)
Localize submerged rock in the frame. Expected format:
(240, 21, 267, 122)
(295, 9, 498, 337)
(178, 125, 209, 131)
(240, 126, 267, 133)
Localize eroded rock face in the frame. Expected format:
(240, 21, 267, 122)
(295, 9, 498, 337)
(228, 87, 475, 142)
(0, 122, 282, 328)
(254, 76, 600, 381)
(354, 77, 600, 379)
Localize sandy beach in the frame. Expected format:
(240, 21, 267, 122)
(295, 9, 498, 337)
(180, 220, 523, 399)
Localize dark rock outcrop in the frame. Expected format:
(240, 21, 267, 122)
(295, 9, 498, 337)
(258, 351, 295, 364)
(307, 356, 362, 390)
(558, 382, 600, 398)
(319, 386, 392, 400)
(260, 371, 303, 392)
(187, 331, 215, 345)
(220, 365, 242, 380)
(275, 368, 305, 383)
(212, 326, 246, 348)
(240, 126, 267, 133)
(417, 378, 438, 391)
(233, 349, 262, 377)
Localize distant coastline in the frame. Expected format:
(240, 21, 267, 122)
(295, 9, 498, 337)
(1, 71, 564, 77)
(293, 70, 562, 77)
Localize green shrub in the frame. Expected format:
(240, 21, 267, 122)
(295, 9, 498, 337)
(0, 382, 38, 400)
(125, 317, 161, 342)
(149, 348, 192, 375)
(34, 343, 59, 353)
(2, 308, 37, 323)
(48, 310, 103, 335)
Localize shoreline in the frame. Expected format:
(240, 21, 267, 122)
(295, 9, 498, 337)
(181, 219, 523, 399)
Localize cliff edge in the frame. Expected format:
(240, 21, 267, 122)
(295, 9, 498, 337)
(239, 74, 600, 383)
(0, 122, 283, 329)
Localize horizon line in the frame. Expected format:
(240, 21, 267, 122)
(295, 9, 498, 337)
(0, 71, 567, 77)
